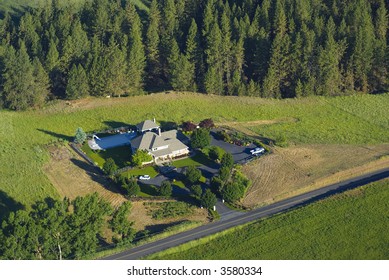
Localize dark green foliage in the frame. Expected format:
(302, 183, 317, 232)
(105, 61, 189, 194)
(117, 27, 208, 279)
(159, 180, 173, 197)
(0, 0, 388, 110)
(110, 201, 135, 244)
(208, 146, 225, 162)
(190, 128, 211, 149)
(221, 170, 250, 203)
(74, 127, 86, 144)
(123, 179, 140, 197)
(219, 166, 231, 182)
(185, 166, 202, 184)
(0, 194, 114, 260)
(201, 189, 217, 210)
(191, 185, 203, 198)
(103, 158, 118, 176)
(221, 152, 234, 169)
(131, 149, 153, 167)
(210, 176, 223, 192)
(66, 64, 89, 99)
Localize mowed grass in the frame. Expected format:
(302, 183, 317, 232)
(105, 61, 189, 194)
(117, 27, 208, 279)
(0, 93, 388, 211)
(148, 179, 389, 260)
(250, 95, 389, 145)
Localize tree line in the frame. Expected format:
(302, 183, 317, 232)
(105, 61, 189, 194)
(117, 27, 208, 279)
(0, 193, 135, 259)
(0, 0, 388, 110)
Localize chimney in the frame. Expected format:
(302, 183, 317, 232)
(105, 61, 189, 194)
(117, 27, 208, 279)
(158, 128, 161, 136)
(153, 117, 156, 124)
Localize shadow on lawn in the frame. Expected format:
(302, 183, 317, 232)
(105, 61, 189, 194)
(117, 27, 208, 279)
(103, 120, 134, 129)
(70, 158, 124, 195)
(37, 129, 73, 142)
(143, 221, 188, 235)
(0, 190, 25, 219)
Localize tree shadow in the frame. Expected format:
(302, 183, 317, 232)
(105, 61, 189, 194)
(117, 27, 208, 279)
(143, 221, 187, 235)
(0, 190, 25, 219)
(37, 129, 73, 142)
(103, 120, 132, 129)
(70, 158, 124, 195)
(159, 120, 178, 131)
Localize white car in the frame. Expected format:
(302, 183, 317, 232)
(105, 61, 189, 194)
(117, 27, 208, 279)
(250, 147, 265, 155)
(139, 175, 151, 180)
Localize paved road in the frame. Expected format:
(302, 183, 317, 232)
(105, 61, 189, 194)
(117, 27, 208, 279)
(103, 167, 389, 260)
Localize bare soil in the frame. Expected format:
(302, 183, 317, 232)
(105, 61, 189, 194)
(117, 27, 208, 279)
(129, 200, 209, 232)
(241, 144, 389, 208)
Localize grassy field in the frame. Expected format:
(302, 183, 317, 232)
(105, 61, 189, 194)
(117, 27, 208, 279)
(0, 93, 388, 215)
(148, 179, 389, 260)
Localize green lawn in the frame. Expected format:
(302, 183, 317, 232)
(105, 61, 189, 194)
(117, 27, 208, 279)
(81, 143, 132, 168)
(148, 179, 389, 260)
(0, 92, 388, 214)
(122, 166, 159, 179)
(172, 152, 214, 168)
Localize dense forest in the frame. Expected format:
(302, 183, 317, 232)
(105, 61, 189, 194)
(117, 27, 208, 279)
(0, 0, 388, 110)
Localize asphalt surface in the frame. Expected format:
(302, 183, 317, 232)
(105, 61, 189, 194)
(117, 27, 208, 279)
(103, 167, 389, 260)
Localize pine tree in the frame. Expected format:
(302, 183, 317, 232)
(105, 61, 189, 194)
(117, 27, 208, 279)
(32, 58, 50, 107)
(145, 0, 161, 87)
(204, 22, 223, 94)
(317, 17, 345, 96)
(2, 43, 35, 110)
(66, 64, 89, 100)
(127, 4, 145, 92)
(105, 37, 128, 96)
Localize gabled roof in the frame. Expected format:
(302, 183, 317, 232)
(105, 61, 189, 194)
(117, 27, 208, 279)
(130, 130, 188, 157)
(136, 120, 159, 132)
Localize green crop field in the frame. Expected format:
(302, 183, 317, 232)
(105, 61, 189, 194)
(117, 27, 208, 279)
(148, 179, 389, 260)
(0, 93, 388, 217)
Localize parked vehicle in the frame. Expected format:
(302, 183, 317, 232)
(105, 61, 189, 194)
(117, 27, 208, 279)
(139, 175, 151, 180)
(250, 147, 265, 155)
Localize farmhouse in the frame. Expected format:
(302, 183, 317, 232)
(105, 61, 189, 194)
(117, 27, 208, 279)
(131, 120, 189, 164)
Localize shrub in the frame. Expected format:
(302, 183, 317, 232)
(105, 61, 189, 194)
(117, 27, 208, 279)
(201, 189, 217, 210)
(221, 152, 234, 169)
(221, 181, 244, 203)
(131, 149, 153, 167)
(74, 127, 86, 144)
(199, 118, 215, 129)
(190, 128, 211, 149)
(208, 146, 225, 162)
(124, 179, 140, 197)
(185, 166, 202, 184)
(191, 185, 203, 198)
(159, 180, 173, 197)
(219, 166, 231, 182)
(103, 158, 117, 176)
(182, 121, 197, 132)
(210, 176, 223, 192)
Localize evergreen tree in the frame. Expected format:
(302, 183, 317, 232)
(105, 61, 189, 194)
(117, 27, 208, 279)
(127, 4, 145, 92)
(32, 58, 50, 107)
(2, 43, 35, 110)
(66, 64, 89, 99)
(145, 0, 162, 87)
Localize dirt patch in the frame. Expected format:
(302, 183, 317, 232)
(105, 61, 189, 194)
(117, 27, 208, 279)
(242, 144, 389, 208)
(43, 145, 127, 208)
(129, 200, 209, 232)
